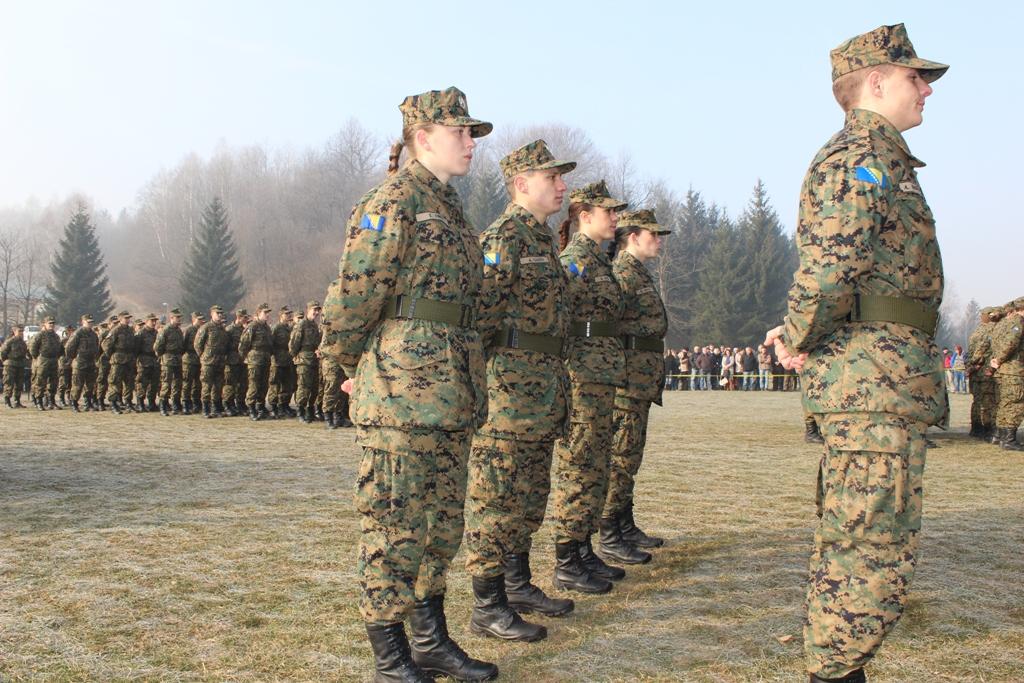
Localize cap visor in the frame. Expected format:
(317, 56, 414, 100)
(903, 58, 949, 83)
(537, 160, 577, 174)
(448, 116, 493, 138)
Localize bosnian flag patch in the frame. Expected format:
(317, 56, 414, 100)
(568, 262, 585, 277)
(360, 213, 386, 231)
(484, 252, 501, 266)
(854, 166, 890, 189)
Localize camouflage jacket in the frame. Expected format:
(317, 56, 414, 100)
(239, 320, 273, 367)
(990, 313, 1024, 377)
(318, 324, 342, 371)
(154, 324, 185, 367)
(475, 202, 569, 441)
(1, 336, 28, 368)
(102, 323, 135, 365)
(966, 320, 996, 376)
(323, 159, 486, 431)
(182, 325, 201, 366)
(560, 231, 625, 388)
(271, 322, 293, 367)
(289, 318, 322, 365)
(194, 321, 230, 366)
(783, 109, 947, 426)
(225, 323, 245, 365)
(66, 327, 100, 369)
(136, 326, 158, 368)
(614, 250, 667, 406)
(29, 329, 62, 365)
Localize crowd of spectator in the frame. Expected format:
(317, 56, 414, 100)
(663, 345, 801, 392)
(943, 345, 969, 394)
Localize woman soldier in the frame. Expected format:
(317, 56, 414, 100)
(322, 87, 496, 683)
(600, 210, 672, 564)
(551, 180, 638, 596)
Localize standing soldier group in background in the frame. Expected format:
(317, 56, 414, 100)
(971, 297, 1024, 450)
(1, 304, 351, 427)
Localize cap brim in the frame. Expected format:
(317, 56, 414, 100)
(901, 58, 948, 83)
(448, 116, 493, 138)
(589, 197, 628, 210)
(536, 160, 577, 174)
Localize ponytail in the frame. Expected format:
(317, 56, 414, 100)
(387, 141, 404, 176)
(607, 227, 637, 260)
(387, 123, 436, 177)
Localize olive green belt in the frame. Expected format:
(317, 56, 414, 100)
(569, 321, 620, 338)
(384, 295, 476, 329)
(491, 326, 564, 357)
(622, 335, 664, 353)
(848, 294, 938, 336)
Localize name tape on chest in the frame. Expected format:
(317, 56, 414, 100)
(637, 286, 655, 295)
(416, 212, 450, 227)
(594, 275, 612, 283)
(898, 181, 922, 195)
(520, 256, 548, 265)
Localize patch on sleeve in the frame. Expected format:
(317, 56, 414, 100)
(854, 166, 890, 189)
(484, 252, 501, 266)
(360, 213, 386, 231)
(568, 262, 586, 277)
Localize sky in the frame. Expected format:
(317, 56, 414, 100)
(1, 0, 1020, 308)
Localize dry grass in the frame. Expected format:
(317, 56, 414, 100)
(1, 392, 1021, 682)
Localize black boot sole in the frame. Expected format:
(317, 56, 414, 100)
(507, 600, 574, 617)
(552, 576, 612, 594)
(469, 620, 547, 643)
(599, 546, 652, 565)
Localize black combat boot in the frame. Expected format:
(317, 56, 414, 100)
(579, 536, 625, 581)
(99, 396, 107, 411)
(160, 400, 170, 416)
(1000, 427, 1024, 451)
(599, 516, 652, 565)
(36, 396, 45, 411)
(553, 541, 612, 594)
(223, 401, 236, 417)
(250, 403, 260, 421)
(4, 396, 11, 409)
(203, 401, 213, 418)
(409, 594, 498, 682)
(805, 416, 824, 443)
(364, 622, 432, 683)
(620, 503, 665, 548)
(299, 406, 312, 423)
(325, 411, 335, 429)
(182, 399, 191, 415)
(14, 397, 25, 408)
(59, 390, 67, 406)
(504, 552, 573, 617)
(469, 575, 546, 642)
(172, 399, 182, 415)
(315, 406, 325, 422)
(810, 667, 866, 682)
(214, 400, 226, 418)
(108, 398, 121, 414)
(259, 403, 270, 420)
(49, 394, 61, 410)
(71, 400, 80, 413)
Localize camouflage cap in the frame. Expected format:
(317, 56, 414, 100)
(109, 315, 119, 323)
(195, 313, 206, 321)
(257, 303, 272, 313)
(279, 306, 292, 314)
(569, 180, 628, 210)
(1011, 297, 1024, 310)
(135, 319, 145, 327)
(831, 24, 948, 83)
(81, 313, 94, 322)
(168, 307, 183, 317)
(306, 300, 322, 310)
(236, 308, 248, 317)
(399, 86, 492, 138)
(146, 312, 159, 321)
(42, 315, 55, 324)
(499, 139, 576, 180)
(617, 209, 672, 235)
(118, 310, 131, 317)
(210, 305, 224, 314)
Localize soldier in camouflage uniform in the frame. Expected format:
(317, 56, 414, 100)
(268, 306, 295, 418)
(601, 210, 673, 564)
(182, 312, 204, 415)
(119, 318, 143, 410)
(154, 307, 186, 416)
(102, 311, 136, 414)
(1, 324, 28, 408)
(550, 180, 628, 595)
(318, 319, 351, 429)
(967, 306, 1002, 440)
(239, 303, 274, 421)
(66, 314, 101, 412)
(322, 86, 496, 682)
(134, 313, 160, 411)
(765, 25, 948, 682)
(194, 305, 230, 418)
(29, 316, 63, 410)
(989, 297, 1024, 450)
(463, 140, 576, 643)
(57, 323, 74, 406)
(222, 308, 250, 417)
(96, 316, 117, 410)
(290, 300, 323, 423)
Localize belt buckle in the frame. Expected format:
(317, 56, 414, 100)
(585, 321, 592, 337)
(461, 304, 473, 328)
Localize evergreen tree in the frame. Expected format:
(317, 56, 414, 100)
(689, 219, 746, 343)
(179, 197, 245, 314)
(43, 205, 114, 325)
(454, 162, 508, 233)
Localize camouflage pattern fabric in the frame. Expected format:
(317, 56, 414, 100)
(967, 319, 998, 429)
(829, 23, 948, 83)
(195, 321, 230, 403)
(783, 107, 946, 679)
(155, 323, 185, 403)
(806, 413, 926, 677)
(464, 436, 554, 578)
(318, 326, 348, 414)
(990, 313, 1024, 429)
(551, 381, 616, 543)
(268, 321, 294, 408)
(290, 317, 322, 411)
(498, 139, 575, 180)
(355, 427, 471, 623)
(397, 86, 492, 138)
(222, 321, 247, 405)
(67, 327, 100, 402)
(240, 319, 273, 405)
(605, 399, 651, 519)
(97, 326, 111, 401)
(2, 335, 29, 401)
(181, 324, 202, 405)
(29, 329, 61, 401)
(3, 365, 25, 401)
(135, 326, 159, 404)
(57, 336, 71, 397)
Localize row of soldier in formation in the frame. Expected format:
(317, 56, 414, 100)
(967, 297, 1024, 450)
(0, 301, 353, 428)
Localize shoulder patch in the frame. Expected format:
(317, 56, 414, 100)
(484, 252, 501, 266)
(568, 262, 585, 277)
(854, 166, 890, 189)
(360, 213, 386, 231)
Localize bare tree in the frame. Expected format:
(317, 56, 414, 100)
(14, 235, 47, 324)
(0, 228, 22, 335)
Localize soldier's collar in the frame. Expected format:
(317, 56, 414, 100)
(847, 108, 925, 168)
(574, 230, 610, 262)
(408, 159, 460, 204)
(507, 202, 551, 236)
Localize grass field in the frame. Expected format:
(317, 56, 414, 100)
(1, 391, 1022, 682)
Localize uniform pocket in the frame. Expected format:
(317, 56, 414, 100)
(377, 327, 448, 371)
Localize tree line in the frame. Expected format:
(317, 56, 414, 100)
(0, 120, 982, 349)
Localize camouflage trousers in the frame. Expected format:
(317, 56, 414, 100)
(57, 364, 72, 395)
(4, 366, 25, 401)
(268, 363, 295, 407)
(994, 375, 1024, 429)
(320, 362, 348, 414)
(71, 365, 98, 402)
(136, 363, 159, 403)
(805, 413, 926, 679)
(552, 381, 615, 543)
(106, 362, 132, 403)
(605, 398, 651, 519)
(32, 361, 58, 400)
(159, 364, 183, 402)
(464, 435, 554, 578)
(97, 359, 110, 401)
(223, 363, 247, 405)
(294, 361, 320, 411)
(245, 364, 270, 405)
(200, 363, 225, 403)
(970, 374, 997, 428)
(122, 363, 137, 403)
(182, 362, 201, 404)
(355, 426, 471, 623)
